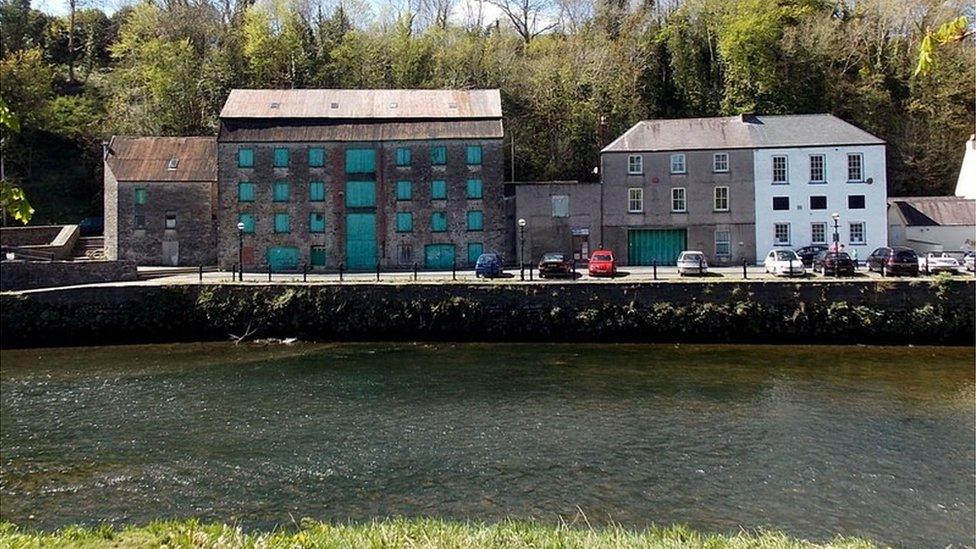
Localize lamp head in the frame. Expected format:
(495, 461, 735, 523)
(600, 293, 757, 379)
(518, 218, 526, 228)
(237, 221, 245, 231)
(831, 212, 840, 221)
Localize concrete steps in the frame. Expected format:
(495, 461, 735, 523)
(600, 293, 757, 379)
(73, 236, 105, 260)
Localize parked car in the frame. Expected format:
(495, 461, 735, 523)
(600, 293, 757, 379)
(538, 252, 574, 278)
(588, 250, 617, 277)
(964, 252, 975, 273)
(676, 251, 708, 276)
(78, 216, 104, 237)
(812, 251, 855, 276)
(795, 244, 829, 267)
(763, 249, 806, 277)
(918, 252, 960, 275)
(866, 246, 919, 277)
(474, 253, 503, 278)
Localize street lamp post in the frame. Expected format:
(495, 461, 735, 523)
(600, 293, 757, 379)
(237, 221, 245, 281)
(831, 212, 840, 252)
(518, 218, 526, 281)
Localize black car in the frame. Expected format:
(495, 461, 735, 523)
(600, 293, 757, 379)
(812, 251, 856, 276)
(538, 252, 574, 278)
(795, 245, 829, 267)
(866, 246, 919, 277)
(78, 216, 104, 236)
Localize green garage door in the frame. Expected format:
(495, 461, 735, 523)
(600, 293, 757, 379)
(628, 229, 687, 266)
(345, 213, 376, 269)
(267, 246, 300, 271)
(425, 244, 455, 269)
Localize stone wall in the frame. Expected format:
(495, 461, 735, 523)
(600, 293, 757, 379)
(0, 225, 79, 259)
(0, 260, 137, 291)
(216, 139, 507, 270)
(2, 279, 972, 347)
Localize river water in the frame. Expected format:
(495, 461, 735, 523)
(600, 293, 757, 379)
(0, 343, 972, 546)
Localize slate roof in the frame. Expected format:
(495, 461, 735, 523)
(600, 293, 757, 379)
(889, 196, 976, 227)
(602, 114, 884, 153)
(220, 89, 502, 119)
(218, 119, 504, 142)
(105, 137, 216, 182)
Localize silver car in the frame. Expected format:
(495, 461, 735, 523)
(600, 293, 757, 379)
(677, 251, 708, 276)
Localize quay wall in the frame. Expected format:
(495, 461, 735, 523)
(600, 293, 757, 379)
(1, 279, 973, 348)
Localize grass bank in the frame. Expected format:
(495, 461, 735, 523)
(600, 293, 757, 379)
(0, 519, 878, 548)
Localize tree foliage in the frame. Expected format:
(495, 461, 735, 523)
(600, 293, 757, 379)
(0, 0, 972, 223)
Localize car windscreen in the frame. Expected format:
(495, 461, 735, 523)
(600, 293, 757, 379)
(829, 253, 851, 260)
(591, 254, 612, 261)
(681, 253, 703, 261)
(477, 254, 497, 263)
(774, 251, 797, 261)
(895, 251, 917, 260)
(542, 253, 564, 261)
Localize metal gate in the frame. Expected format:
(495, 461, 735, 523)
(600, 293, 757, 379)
(345, 213, 377, 269)
(627, 229, 687, 266)
(424, 244, 455, 269)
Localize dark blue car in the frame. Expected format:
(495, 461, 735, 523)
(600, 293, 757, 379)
(474, 253, 503, 278)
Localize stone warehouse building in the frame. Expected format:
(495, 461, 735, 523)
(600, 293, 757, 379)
(216, 89, 506, 270)
(104, 136, 217, 266)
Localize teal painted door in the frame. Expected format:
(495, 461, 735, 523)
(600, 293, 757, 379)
(267, 246, 300, 270)
(424, 244, 455, 269)
(627, 229, 687, 265)
(345, 213, 376, 269)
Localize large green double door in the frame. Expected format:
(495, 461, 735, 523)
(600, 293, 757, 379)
(345, 212, 376, 269)
(627, 229, 687, 266)
(344, 148, 377, 270)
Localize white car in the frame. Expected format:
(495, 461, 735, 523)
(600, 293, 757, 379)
(677, 251, 708, 276)
(918, 253, 960, 274)
(764, 249, 806, 277)
(964, 252, 975, 273)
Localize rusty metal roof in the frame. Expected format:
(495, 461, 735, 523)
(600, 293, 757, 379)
(220, 89, 502, 119)
(106, 137, 216, 182)
(603, 114, 884, 153)
(218, 119, 504, 142)
(889, 196, 976, 227)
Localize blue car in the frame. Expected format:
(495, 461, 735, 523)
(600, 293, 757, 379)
(475, 253, 503, 278)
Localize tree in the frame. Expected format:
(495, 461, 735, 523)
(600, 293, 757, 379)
(485, 0, 559, 44)
(0, 98, 34, 224)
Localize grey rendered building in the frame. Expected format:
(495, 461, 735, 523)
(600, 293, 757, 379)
(600, 117, 757, 266)
(512, 181, 601, 263)
(216, 89, 506, 271)
(103, 136, 217, 266)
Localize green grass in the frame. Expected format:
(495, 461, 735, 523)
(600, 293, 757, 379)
(0, 518, 880, 548)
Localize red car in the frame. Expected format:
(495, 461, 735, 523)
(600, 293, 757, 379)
(588, 250, 617, 277)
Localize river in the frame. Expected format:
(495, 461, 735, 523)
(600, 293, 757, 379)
(0, 343, 972, 546)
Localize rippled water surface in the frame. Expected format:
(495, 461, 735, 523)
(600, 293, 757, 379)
(1, 343, 973, 546)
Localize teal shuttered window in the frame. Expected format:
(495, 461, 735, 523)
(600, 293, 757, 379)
(466, 179, 483, 199)
(308, 148, 326, 167)
(309, 181, 325, 202)
(274, 147, 289, 167)
(310, 246, 327, 267)
(467, 243, 483, 264)
(238, 182, 255, 202)
(467, 210, 483, 231)
(237, 148, 254, 168)
(431, 211, 447, 232)
(134, 188, 147, 205)
(309, 212, 326, 233)
(345, 181, 376, 207)
(431, 180, 447, 200)
(345, 148, 376, 173)
(396, 212, 413, 232)
(395, 147, 412, 167)
(466, 145, 482, 165)
(238, 213, 255, 234)
(396, 181, 412, 201)
(273, 181, 290, 202)
(274, 213, 290, 233)
(431, 146, 447, 165)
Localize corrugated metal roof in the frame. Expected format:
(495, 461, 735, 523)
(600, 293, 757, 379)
(218, 120, 504, 142)
(602, 114, 884, 153)
(889, 196, 976, 227)
(220, 89, 502, 119)
(106, 136, 216, 182)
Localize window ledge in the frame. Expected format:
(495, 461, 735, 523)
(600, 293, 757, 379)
(808, 181, 826, 185)
(627, 171, 643, 176)
(771, 182, 790, 185)
(671, 210, 688, 214)
(713, 209, 730, 213)
(847, 180, 866, 184)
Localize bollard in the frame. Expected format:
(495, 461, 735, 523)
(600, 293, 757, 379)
(742, 259, 748, 279)
(572, 260, 577, 280)
(339, 263, 344, 282)
(376, 263, 380, 282)
(232, 263, 238, 282)
(529, 263, 533, 281)
(653, 260, 657, 281)
(413, 262, 418, 281)
(789, 257, 794, 276)
(268, 263, 272, 282)
(452, 261, 456, 281)
(303, 263, 307, 282)
(520, 262, 525, 281)
(698, 256, 703, 275)
(199, 265, 203, 283)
